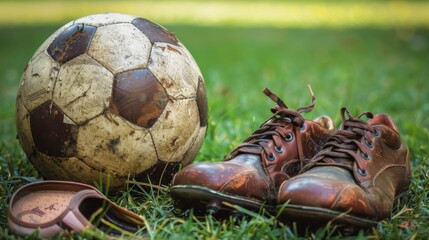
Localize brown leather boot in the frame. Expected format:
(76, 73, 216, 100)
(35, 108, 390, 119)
(277, 108, 411, 230)
(171, 87, 335, 216)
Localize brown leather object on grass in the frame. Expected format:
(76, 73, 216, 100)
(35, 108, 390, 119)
(8, 180, 145, 238)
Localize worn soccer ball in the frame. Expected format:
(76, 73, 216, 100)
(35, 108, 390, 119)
(16, 13, 208, 189)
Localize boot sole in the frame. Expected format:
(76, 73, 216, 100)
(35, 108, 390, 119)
(170, 185, 275, 217)
(278, 204, 378, 230)
(171, 185, 378, 230)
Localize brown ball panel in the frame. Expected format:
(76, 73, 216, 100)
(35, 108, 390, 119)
(132, 18, 179, 46)
(47, 24, 96, 64)
(30, 101, 78, 157)
(196, 76, 208, 127)
(135, 160, 181, 186)
(112, 69, 168, 128)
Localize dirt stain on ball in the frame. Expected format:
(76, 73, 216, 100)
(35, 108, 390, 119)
(108, 137, 120, 154)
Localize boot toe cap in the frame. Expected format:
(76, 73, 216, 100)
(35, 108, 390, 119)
(279, 167, 375, 217)
(172, 159, 274, 200)
(172, 162, 257, 191)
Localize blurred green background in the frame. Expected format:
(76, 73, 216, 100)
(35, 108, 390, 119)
(1, 0, 428, 147)
(1, 0, 429, 238)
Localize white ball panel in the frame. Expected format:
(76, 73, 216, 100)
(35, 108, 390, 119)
(181, 125, 207, 167)
(149, 43, 199, 99)
(18, 51, 60, 112)
(74, 13, 137, 27)
(31, 153, 125, 189)
(77, 112, 158, 176)
(16, 97, 34, 156)
(88, 23, 151, 74)
(53, 54, 113, 125)
(179, 42, 205, 86)
(151, 99, 200, 162)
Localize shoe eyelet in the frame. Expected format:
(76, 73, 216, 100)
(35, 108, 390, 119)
(267, 154, 275, 161)
(364, 139, 374, 148)
(274, 146, 283, 153)
(360, 151, 370, 160)
(358, 168, 367, 176)
(283, 117, 292, 122)
(373, 128, 380, 136)
(300, 123, 305, 131)
(285, 133, 293, 142)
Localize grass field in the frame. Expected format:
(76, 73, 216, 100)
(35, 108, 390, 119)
(1, 2, 429, 240)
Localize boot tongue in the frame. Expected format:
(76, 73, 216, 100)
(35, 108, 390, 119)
(305, 108, 371, 171)
(228, 97, 305, 160)
(319, 156, 354, 170)
(368, 113, 398, 132)
(311, 127, 362, 170)
(227, 87, 314, 173)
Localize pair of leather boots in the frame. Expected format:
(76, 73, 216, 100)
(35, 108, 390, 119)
(170, 87, 411, 230)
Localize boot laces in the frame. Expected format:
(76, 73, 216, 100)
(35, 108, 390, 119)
(227, 85, 316, 168)
(308, 107, 375, 175)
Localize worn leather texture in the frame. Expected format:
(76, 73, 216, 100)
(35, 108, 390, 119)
(278, 110, 411, 221)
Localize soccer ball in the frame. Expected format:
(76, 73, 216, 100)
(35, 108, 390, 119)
(15, 13, 208, 189)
